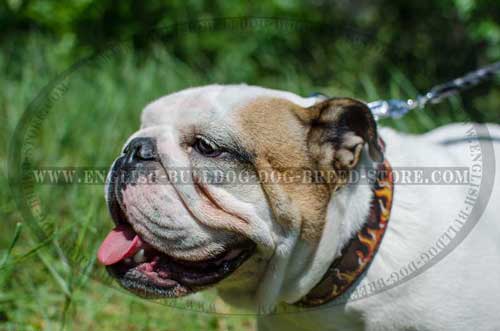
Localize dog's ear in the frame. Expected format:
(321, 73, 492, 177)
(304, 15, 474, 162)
(296, 97, 383, 172)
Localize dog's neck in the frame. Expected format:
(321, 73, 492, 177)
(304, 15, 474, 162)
(246, 147, 394, 313)
(219, 152, 391, 312)
(297, 158, 393, 306)
(276, 152, 377, 305)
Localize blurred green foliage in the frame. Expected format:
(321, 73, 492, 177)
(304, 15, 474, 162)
(1, 1, 499, 330)
(1, 1, 499, 76)
(1, 1, 499, 121)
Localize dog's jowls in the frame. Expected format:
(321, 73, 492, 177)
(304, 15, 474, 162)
(98, 84, 500, 331)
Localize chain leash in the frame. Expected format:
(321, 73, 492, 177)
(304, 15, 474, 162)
(368, 61, 500, 120)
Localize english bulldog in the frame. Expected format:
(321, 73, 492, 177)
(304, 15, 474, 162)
(97, 84, 500, 331)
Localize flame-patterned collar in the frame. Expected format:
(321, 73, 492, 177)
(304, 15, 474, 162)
(296, 159, 394, 307)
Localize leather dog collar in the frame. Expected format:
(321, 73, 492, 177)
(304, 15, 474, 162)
(296, 158, 394, 307)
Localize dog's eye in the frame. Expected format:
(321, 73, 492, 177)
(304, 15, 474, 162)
(193, 136, 222, 157)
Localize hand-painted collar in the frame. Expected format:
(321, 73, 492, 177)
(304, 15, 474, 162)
(296, 159, 394, 307)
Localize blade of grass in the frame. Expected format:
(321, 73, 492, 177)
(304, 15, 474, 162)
(0, 222, 22, 268)
(35, 247, 71, 297)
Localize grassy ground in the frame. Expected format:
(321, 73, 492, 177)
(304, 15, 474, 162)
(1, 35, 498, 330)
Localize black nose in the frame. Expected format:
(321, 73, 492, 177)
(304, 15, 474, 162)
(124, 137, 159, 163)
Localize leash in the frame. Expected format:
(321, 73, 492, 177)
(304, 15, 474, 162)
(368, 61, 500, 120)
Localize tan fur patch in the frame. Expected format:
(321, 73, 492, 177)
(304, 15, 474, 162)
(234, 97, 332, 243)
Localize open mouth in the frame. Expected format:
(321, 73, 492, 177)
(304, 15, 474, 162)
(97, 223, 255, 298)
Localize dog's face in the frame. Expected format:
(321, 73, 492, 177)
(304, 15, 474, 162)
(98, 85, 382, 303)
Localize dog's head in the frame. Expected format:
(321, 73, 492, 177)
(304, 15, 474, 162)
(98, 84, 382, 307)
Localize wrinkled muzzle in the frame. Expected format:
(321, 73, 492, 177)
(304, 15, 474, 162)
(99, 136, 255, 298)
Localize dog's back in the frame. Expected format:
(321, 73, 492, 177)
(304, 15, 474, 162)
(356, 123, 500, 330)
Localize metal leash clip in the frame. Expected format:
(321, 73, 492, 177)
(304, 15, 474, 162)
(368, 99, 419, 120)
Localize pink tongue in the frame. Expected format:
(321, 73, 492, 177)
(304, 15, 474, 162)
(97, 224, 143, 266)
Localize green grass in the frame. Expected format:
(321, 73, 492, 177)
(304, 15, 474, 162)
(1, 34, 499, 330)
